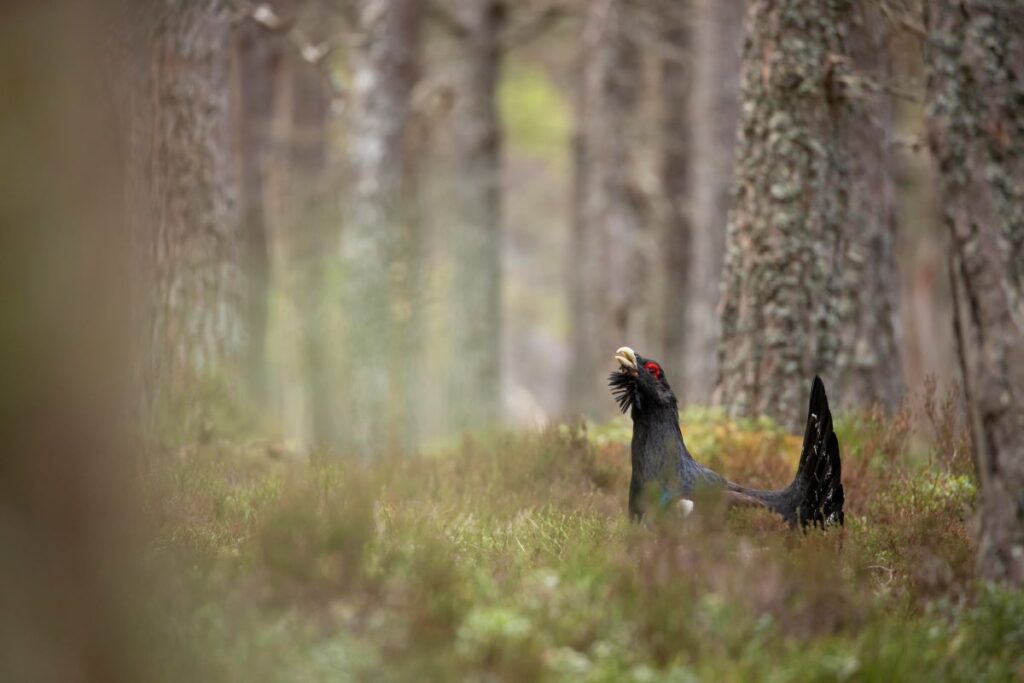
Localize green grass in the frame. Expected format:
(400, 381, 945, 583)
(136, 402, 1023, 682)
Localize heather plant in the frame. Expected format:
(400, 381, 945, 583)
(137, 396, 1022, 682)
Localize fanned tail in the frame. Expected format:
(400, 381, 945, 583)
(793, 376, 844, 527)
(737, 376, 845, 528)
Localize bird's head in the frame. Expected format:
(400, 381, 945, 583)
(608, 346, 677, 415)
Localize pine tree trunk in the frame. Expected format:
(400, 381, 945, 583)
(252, 0, 337, 449)
(568, 0, 643, 417)
(340, 0, 421, 454)
(686, 0, 744, 403)
(232, 14, 285, 408)
(658, 0, 693, 402)
(129, 0, 243, 431)
(714, 0, 851, 431)
(288, 50, 335, 449)
(567, 88, 591, 416)
(924, 0, 1024, 586)
(450, 0, 505, 428)
(835, 4, 904, 413)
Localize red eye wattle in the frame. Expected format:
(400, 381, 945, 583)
(644, 362, 661, 380)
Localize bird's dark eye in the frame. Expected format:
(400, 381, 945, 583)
(644, 362, 661, 379)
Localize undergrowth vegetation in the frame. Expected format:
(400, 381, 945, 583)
(138, 387, 1024, 682)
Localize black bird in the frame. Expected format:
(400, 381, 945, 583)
(608, 347, 844, 528)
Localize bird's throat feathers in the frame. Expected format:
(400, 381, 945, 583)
(631, 402, 690, 475)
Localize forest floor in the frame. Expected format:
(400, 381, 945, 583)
(138, 388, 1024, 682)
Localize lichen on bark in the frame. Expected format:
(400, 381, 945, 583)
(925, 0, 1024, 586)
(834, 3, 905, 413)
(714, 0, 853, 431)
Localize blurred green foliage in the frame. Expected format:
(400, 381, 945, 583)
(500, 61, 571, 162)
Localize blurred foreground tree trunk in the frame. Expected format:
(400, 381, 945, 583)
(924, 0, 1024, 586)
(568, 0, 643, 417)
(835, 4, 904, 413)
(657, 0, 694, 402)
(1, 3, 141, 680)
(450, 0, 506, 428)
(129, 0, 243, 434)
(340, 0, 422, 454)
(684, 0, 744, 403)
(714, 0, 851, 431)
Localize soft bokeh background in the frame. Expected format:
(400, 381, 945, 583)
(95, 0, 956, 448)
(4, 1, 1020, 682)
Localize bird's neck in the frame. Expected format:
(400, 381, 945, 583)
(629, 403, 691, 515)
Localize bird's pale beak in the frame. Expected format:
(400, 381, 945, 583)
(615, 346, 638, 371)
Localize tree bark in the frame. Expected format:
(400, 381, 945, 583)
(288, 47, 335, 449)
(232, 12, 286, 408)
(340, 0, 422, 454)
(835, 3, 904, 413)
(129, 0, 243, 432)
(713, 0, 851, 431)
(685, 0, 744, 403)
(249, 0, 338, 449)
(568, 85, 591, 416)
(657, 0, 694, 402)
(924, 0, 1024, 586)
(450, 0, 506, 428)
(567, 0, 643, 417)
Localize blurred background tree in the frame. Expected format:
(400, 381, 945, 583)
(441, 0, 506, 430)
(126, 0, 245, 435)
(337, 0, 423, 454)
(568, 0, 644, 417)
(107, 0, 993, 449)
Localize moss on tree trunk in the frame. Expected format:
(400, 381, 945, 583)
(714, 0, 852, 431)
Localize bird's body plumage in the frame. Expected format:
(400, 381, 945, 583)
(610, 347, 844, 528)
